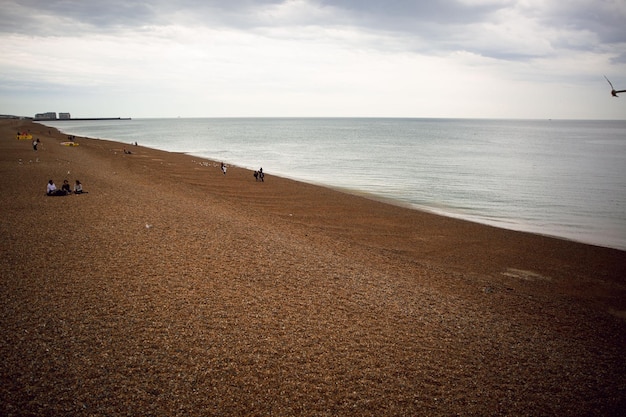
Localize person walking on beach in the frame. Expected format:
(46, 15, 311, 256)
(32, 138, 39, 151)
(221, 162, 227, 175)
(259, 167, 264, 182)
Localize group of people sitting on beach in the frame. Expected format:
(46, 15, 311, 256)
(46, 179, 87, 196)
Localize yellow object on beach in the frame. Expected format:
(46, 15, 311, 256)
(17, 134, 32, 140)
(60, 142, 79, 146)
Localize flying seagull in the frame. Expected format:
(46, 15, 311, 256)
(604, 75, 626, 97)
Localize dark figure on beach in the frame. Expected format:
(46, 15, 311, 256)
(46, 180, 67, 196)
(254, 171, 259, 181)
(221, 162, 227, 175)
(32, 138, 39, 151)
(604, 76, 626, 97)
(259, 168, 264, 182)
(74, 180, 87, 194)
(61, 180, 71, 194)
(124, 148, 132, 154)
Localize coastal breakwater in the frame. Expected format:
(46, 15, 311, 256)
(33, 117, 131, 121)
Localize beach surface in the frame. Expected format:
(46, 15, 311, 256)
(1, 119, 625, 416)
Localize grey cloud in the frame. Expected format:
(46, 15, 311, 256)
(541, 2, 626, 45)
(0, 0, 507, 35)
(323, 0, 625, 46)
(0, 0, 157, 35)
(315, 1, 529, 59)
(2, 0, 623, 62)
(321, 0, 626, 60)
(0, 0, 283, 35)
(610, 52, 626, 64)
(319, 0, 505, 26)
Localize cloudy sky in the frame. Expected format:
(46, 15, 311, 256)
(1, 0, 625, 119)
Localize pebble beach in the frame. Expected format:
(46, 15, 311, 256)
(1, 119, 625, 416)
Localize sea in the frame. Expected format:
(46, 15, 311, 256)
(37, 118, 626, 251)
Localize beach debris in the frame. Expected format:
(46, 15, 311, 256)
(145, 223, 153, 229)
(502, 268, 550, 281)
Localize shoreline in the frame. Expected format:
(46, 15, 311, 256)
(36, 118, 626, 251)
(2, 118, 625, 415)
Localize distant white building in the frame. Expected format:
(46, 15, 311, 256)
(34, 112, 57, 120)
(59, 113, 71, 119)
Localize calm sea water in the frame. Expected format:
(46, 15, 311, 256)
(39, 118, 626, 250)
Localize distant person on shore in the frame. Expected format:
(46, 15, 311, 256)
(74, 180, 87, 194)
(254, 171, 259, 181)
(46, 180, 67, 196)
(259, 167, 264, 182)
(32, 138, 39, 151)
(221, 162, 227, 175)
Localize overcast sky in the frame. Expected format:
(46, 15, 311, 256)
(1, 0, 625, 119)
